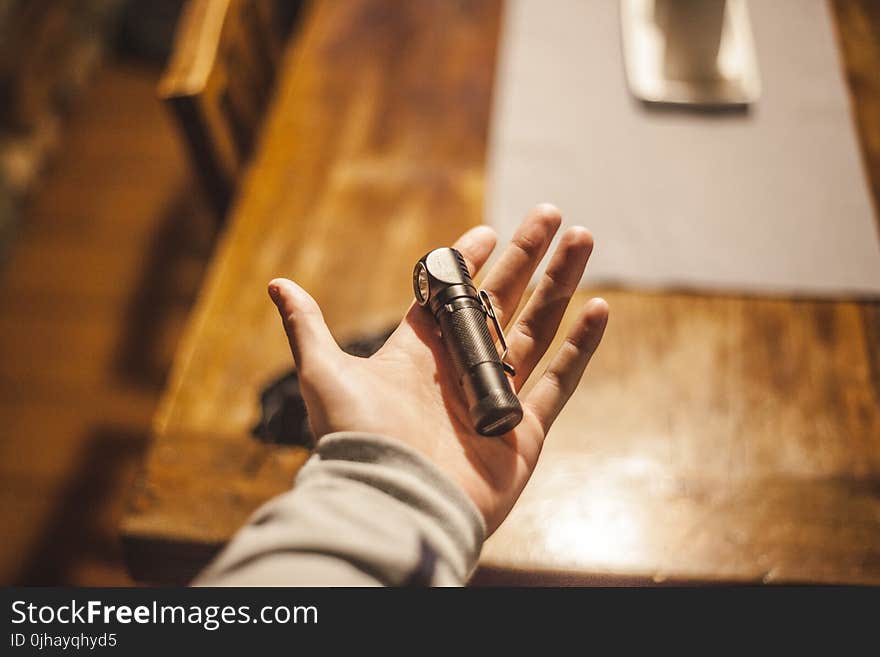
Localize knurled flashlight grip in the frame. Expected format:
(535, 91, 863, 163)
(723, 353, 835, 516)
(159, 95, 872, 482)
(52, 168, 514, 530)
(413, 247, 523, 436)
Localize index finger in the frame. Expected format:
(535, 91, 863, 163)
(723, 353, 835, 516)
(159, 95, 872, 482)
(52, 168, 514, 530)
(479, 204, 562, 329)
(453, 224, 498, 276)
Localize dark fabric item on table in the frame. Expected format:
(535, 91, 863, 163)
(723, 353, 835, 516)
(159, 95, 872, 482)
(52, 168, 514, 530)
(251, 327, 395, 447)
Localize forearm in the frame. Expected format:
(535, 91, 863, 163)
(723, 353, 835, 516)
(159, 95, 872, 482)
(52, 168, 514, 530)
(193, 433, 486, 587)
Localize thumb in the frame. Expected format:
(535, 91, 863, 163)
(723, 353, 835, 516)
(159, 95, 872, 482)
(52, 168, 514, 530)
(268, 278, 339, 371)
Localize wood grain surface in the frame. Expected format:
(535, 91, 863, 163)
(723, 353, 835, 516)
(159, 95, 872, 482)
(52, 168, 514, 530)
(0, 61, 216, 585)
(122, 0, 880, 584)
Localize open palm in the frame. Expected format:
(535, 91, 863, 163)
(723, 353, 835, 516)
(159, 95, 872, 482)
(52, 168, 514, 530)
(268, 204, 608, 533)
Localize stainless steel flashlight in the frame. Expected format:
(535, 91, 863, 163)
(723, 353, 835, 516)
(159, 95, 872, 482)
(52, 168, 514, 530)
(413, 247, 523, 436)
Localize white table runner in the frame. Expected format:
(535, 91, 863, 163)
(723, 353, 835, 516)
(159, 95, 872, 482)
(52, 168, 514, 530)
(485, 0, 880, 297)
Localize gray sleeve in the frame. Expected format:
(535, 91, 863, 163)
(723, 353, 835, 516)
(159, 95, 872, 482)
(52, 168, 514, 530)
(193, 432, 486, 587)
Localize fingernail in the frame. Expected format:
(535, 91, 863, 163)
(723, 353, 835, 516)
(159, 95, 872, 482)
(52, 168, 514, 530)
(267, 281, 282, 305)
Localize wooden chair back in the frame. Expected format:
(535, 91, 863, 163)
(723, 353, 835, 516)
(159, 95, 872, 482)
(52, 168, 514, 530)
(158, 0, 299, 216)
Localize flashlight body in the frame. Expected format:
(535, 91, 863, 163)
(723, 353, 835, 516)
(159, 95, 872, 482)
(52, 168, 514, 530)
(414, 248, 523, 436)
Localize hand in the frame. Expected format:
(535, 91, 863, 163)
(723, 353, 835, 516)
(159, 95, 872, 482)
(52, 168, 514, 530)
(268, 204, 608, 533)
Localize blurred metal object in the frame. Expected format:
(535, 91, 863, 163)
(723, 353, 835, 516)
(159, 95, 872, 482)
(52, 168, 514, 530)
(620, 0, 760, 107)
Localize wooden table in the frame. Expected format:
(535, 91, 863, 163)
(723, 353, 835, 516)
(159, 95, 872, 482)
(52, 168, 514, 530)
(121, 0, 880, 585)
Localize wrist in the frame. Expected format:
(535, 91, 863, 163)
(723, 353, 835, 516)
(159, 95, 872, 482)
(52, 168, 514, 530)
(302, 432, 487, 582)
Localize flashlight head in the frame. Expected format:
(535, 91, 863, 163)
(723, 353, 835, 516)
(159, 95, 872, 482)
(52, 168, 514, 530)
(413, 247, 475, 315)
